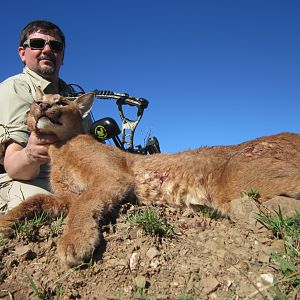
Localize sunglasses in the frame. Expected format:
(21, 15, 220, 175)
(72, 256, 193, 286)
(23, 38, 64, 52)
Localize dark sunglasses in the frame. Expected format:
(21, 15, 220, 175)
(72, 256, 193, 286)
(23, 38, 64, 52)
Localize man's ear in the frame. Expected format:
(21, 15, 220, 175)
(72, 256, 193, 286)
(18, 46, 26, 64)
(75, 93, 95, 118)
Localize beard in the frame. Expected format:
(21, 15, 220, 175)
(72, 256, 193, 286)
(37, 65, 56, 76)
(37, 54, 57, 76)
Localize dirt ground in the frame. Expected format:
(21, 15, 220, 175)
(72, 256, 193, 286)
(0, 199, 297, 300)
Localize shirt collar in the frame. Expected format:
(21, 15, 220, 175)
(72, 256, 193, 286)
(23, 66, 70, 95)
(23, 66, 53, 92)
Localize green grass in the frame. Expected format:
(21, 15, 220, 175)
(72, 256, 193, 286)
(0, 236, 7, 246)
(257, 207, 300, 255)
(196, 205, 224, 220)
(127, 208, 174, 237)
(240, 188, 260, 201)
(50, 214, 65, 236)
(13, 211, 48, 237)
(12, 211, 65, 238)
(27, 275, 64, 300)
(28, 276, 45, 300)
(256, 208, 300, 298)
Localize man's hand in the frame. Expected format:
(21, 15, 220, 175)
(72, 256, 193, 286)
(25, 131, 58, 163)
(3, 132, 58, 180)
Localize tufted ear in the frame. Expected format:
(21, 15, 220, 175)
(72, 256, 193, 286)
(75, 93, 95, 118)
(35, 88, 44, 100)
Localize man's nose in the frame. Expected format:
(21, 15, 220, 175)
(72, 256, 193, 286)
(42, 43, 52, 52)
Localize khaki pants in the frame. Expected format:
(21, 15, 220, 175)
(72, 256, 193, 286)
(0, 174, 51, 214)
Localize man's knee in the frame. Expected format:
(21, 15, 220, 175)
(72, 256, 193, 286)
(0, 174, 51, 213)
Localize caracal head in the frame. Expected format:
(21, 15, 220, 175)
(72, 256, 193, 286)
(27, 89, 95, 141)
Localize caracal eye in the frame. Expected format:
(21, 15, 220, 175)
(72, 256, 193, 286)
(57, 100, 68, 107)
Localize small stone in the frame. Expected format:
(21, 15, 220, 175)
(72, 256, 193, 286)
(108, 258, 127, 268)
(70, 289, 80, 298)
(269, 239, 285, 254)
(263, 196, 300, 217)
(123, 285, 133, 293)
(228, 196, 260, 229)
(215, 248, 227, 258)
(15, 245, 36, 260)
(226, 266, 239, 275)
(260, 273, 274, 285)
(128, 228, 141, 239)
(172, 281, 179, 287)
(172, 275, 186, 287)
(150, 259, 160, 269)
(134, 275, 146, 289)
(38, 256, 47, 263)
(225, 280, 233, 291)
(146, 247, 160, 260)
(257, 251, 270, 263)
(15, 245, 31, 257)
(129, 252, 140, 271)
(200, 275, 220, 295)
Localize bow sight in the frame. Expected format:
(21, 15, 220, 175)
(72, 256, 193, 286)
(68, 84, 160, 155)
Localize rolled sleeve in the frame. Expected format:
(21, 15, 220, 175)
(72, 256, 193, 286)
(0, 78, 33, 154)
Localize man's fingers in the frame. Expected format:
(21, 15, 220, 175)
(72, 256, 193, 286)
(25, 145, 50, 163)
(30, 132, 58, 145)
(35, 134, 58, 144)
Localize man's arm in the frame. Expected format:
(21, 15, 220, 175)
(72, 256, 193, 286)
(4, 131, 58, 180)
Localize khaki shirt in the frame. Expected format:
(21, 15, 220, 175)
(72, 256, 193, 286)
(0, 67, 92, 179)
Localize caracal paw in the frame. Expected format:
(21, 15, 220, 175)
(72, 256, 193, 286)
(57, 228, 100, 267)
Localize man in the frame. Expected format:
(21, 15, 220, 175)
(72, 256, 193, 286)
(0, 20, 91, 213)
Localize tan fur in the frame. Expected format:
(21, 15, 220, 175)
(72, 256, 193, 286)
(0, 93, 299, 267)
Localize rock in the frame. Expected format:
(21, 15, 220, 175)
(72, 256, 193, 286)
(15, 245, 36, 260)
(257, 251, 270, 263)
(128, 227, 141, 239)
(15, 245, 31, 256)
(257, 239, 285, 262)
(262, 196, 300, 217)
(149, 259, 160, 270)
(259, 273, 274, 285)
(200, 275, 220, 295)
(146, 247, 160, 260)
(107, 258, 127, 268)
(38, 256, 47, 263)
(134, 275, 146, 289)
(172, 275, 186, 287)
(228, 196, 260, 229)
(244, 273, 275, 299)
(129, 252, 140, 271)
(269, 239, 285, 254)
(226, 265, 240, 275)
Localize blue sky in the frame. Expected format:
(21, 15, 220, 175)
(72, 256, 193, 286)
(1, 1, 299, 153)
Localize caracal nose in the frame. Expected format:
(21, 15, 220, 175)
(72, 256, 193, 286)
(39, 102, 51, 111)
